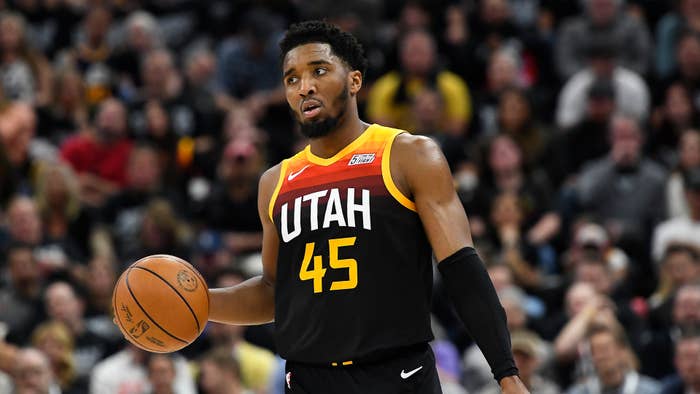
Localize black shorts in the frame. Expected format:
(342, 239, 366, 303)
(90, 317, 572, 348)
(283, 343, 443, 394)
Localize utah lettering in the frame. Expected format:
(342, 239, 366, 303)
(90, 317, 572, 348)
(280, 188, 371, 242)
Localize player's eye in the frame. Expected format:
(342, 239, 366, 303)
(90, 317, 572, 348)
(286, 76, 298, 85)
(315, 67, 327, 76)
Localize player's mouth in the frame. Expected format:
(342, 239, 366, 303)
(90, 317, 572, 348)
(301, 99, 323, 119)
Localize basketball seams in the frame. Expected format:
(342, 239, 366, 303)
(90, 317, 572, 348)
(162, 255, 210, 319)
(114, 269, 169, 353)
(130, 265, 201, 333)
(125, 268, 189, 345)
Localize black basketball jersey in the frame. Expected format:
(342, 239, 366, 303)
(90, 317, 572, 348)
(269, 124, 434, 364)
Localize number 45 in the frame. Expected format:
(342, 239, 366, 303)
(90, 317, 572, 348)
(299, 237, 358, 293)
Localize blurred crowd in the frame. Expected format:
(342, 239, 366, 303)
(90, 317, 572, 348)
(1, 0, 700, 393)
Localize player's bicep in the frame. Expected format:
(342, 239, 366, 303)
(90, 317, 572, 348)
(257, 166, 281, 286)
(396, 135, 473, 261)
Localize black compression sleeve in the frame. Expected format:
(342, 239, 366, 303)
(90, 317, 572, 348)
(437, 247, 518, 382)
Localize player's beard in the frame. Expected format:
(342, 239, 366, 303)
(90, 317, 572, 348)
(297, 86, 348, 138)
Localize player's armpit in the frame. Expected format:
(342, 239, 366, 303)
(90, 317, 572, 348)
(207, 165, 280, 325)
(390, 134, 473, 261)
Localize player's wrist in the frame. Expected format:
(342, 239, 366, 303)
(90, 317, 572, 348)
(499, 375, 529, 393)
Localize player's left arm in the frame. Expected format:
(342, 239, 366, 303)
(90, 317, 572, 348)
(392, 134, 528, 393)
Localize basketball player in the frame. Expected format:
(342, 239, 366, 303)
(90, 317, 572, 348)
(208, 21, 528, 394)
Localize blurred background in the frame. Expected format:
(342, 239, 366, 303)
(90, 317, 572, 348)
(0, 0, 700, 393)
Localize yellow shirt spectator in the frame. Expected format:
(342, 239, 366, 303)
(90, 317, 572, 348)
(366, 70, 472, 136)
(234, 340, 277, 392)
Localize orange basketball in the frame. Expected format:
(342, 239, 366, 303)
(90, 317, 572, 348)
(112, 254, 209, 353)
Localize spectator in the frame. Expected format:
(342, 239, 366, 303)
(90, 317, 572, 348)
(4, 194, 76, 278)
(562, 222, 630, 289)
(12, 347, 62, 394)
(0, 136, 17, 208)
(125, 198, 190, 263)
(215, 8, 285, 121)
(72, 6, 113, 74)
(486, 191, 546, 289)
(660, 31, 700, 112)
(565, 325, 660, 394)
(571, 253, 647, 347)
(0, 11, 53, 104)
(138, 100, 176, 162)
(574, 115, 666, 272)
(653, 166, 700, 263)
(496, 88, 549, 167)
(469, 0, 521, 58)
(146, 354, 176, 394)
(573, 252, 623, 300)
(478, 330, 559, 394)
(34, 162, 95, 264)
(649, 86, 699, 166)
(556, 39, 650, 130)
(461, 0, 523, 87)
(4, 195, 42, 248)
(199, 139, 265, 260)
(81, 256, 118, 326)
(665, 130, 700, 219)
(475, 48, 523, 136)
(201, 268, 276, 392)
(180, 47, 222, 159)
(655, 0, 700, 78)
(555, 0, 652, 79)
(197, 346, 247, 394)
(367, 29, 472, 137)
(546, 281, 638, 385)
(43, 281, 115, 383)
(649, 243, 700, 332)
(60, 98, 133, 207)
(97, 145, 182, 263)
(0, 102, 37, 188)
(108, 11, 163, 98)
(471, 135, 560, 254)
(37, 69, 89, 145)
(659, 335, 700, 394)
(71, 6, 114, 107)
(0, 242, 45, 345)
(90, 345, 196, 394)
(31, 321, 82, 394)
(487, 265, 547, 322)
(643, 283, 700, 379)
(545, 78, 616, 186)
(128, 48, 196, 140)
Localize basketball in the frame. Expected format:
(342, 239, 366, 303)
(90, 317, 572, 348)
(112, 254, 209, 353)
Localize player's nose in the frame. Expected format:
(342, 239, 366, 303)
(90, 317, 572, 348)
(298, 75, 316, 97)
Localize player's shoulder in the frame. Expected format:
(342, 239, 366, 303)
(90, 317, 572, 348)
(392, 132, 444, 161)
(259, 162, 285, 200)
(260, 162, 283, 185)
(260, 149, 305, 180)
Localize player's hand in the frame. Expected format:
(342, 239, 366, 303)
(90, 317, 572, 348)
(499, 376, 530, 393)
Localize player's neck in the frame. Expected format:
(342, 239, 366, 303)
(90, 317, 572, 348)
(308, 112, 368, 159)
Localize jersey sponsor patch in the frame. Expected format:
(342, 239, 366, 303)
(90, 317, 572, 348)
(348, 153, 375, 166)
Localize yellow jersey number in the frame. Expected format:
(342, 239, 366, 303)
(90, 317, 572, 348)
(299, 237, 358, 293)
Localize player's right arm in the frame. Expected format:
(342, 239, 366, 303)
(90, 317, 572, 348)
(207, 164, 280, 325)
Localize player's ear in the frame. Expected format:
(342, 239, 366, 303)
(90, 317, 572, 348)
(348, 70, 362, 96)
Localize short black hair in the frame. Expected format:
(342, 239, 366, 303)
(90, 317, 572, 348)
(279, 20, 368, 77)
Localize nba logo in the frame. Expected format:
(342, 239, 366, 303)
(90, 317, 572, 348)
(286, 372, 292, 389)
